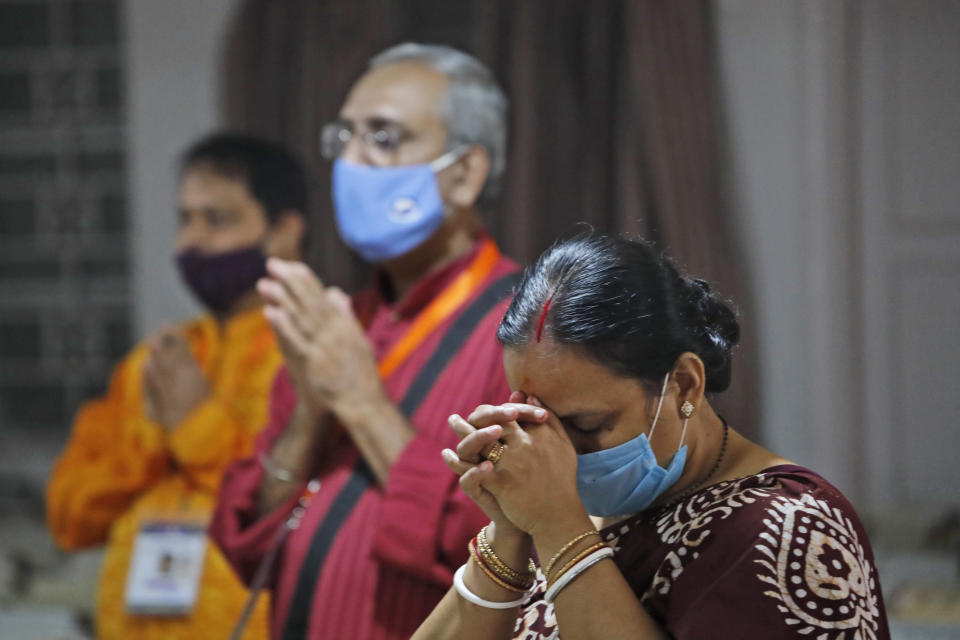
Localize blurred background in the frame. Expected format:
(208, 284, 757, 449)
(0, 0, 957, 638)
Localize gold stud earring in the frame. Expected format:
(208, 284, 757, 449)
(680, 401, 695, 418)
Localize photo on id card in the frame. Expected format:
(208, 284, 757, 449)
(124, 520, 208, 616)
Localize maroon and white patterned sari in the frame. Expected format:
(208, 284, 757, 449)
(512, 465, 890, 640)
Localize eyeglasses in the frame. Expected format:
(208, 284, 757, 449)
(319, 119, 414, 163)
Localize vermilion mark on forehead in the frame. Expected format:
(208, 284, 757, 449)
(535, 296, 552, 342)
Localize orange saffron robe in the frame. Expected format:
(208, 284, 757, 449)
(46, 307, 282, 640)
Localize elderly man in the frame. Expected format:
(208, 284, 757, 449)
(47, 133, 309, 639)
(210, 44, 518, 639)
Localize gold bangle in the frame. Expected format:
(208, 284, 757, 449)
(548, 540, 610, 587)
(476, 525, 535, 587)
(470, 537, 529, 592)
(477, 531, 531, 586)
(543, 530, 600, 578)
(469, 538, 529, 593)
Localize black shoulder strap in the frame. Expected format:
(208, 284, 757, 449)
(281, 272, 519, 640)
(399, 272, 519, 415)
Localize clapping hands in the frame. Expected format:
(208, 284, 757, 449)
(257, 258, 380, 417)
(143, 328, 210, 428)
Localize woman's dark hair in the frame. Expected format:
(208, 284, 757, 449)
(497, 234, 740, 393)
(180, 132, 308, 224)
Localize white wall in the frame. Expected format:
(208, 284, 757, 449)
(714, 0, 960, 514)
(714, 1, 860, 496)
(123, 0, 239, 338)
(713, 0, 812, 474)
(857, 0, 960, 513)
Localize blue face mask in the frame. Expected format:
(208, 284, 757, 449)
(332, 149, 464, 263)
(576, 373, 688, 517)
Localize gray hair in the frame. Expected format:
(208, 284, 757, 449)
(369, 43, 508, 210)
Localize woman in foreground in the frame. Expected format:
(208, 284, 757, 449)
(413, 234, 889, 639)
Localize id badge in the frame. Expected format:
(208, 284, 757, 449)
(124, 520, 208, 616)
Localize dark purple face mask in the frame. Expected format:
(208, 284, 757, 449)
(175, 245, 268, 313)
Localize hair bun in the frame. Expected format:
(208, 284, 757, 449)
(681, 276, 740, 392)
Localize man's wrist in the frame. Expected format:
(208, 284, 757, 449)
(328, 378, 393, 428)
(291, 398, 323, 430)
(328, 382, 415, 485)
(259, 450, 304, 483)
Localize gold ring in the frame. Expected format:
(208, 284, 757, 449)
(486, 441, 506, 465)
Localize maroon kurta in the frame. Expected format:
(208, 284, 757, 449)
(514, 465, 890, 639)
(210, 238, 519, 639)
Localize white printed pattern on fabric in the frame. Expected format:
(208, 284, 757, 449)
(512, 472, 882, 639)
(513, 567, 558, 640)
(512, 475, 781, 639)
(643, 474, 781, 603)
(754, 493, 883, 640)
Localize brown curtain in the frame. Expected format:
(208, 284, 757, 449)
(220, 0, 761, 440)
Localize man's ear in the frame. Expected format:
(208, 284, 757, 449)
(264, 211, 306, 260)
(444, 145, 490, 209)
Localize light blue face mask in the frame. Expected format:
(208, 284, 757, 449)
(576, 373, 688, 517)
(332, 148, 464, 263)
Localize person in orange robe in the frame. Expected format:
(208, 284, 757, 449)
(46, 133, 309, 640)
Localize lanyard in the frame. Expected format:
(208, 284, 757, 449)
(377, 237, 501, 379)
